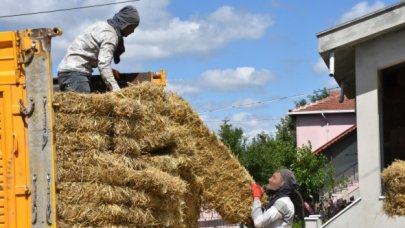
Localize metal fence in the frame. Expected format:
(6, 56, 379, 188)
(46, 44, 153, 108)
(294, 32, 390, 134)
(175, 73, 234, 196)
(198, 209, 242, 228)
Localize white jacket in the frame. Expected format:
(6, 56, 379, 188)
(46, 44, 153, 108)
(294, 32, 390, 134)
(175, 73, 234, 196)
(58, 21, 120, 91)
(251, 197, 295, 228)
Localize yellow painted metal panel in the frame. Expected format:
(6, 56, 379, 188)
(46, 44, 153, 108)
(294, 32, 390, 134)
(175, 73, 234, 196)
(0, 28, 32, 227)
(0, 31, 17, 84)
(0, 86, 14, 228)
(11, 85, 30, 228)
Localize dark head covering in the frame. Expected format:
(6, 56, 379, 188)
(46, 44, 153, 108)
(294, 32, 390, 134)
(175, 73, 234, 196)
(266, 169, 298, 209)
(107, 6, 140, 64)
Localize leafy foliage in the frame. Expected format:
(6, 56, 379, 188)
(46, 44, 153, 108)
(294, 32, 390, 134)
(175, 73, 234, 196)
(218, 120, 246, 157)
(308, 88, 329, 103)
(295, 99, 307, 108)
(295, 87, 330, 108)
(217, 115, 336, 201)
(293, 146, 335, 199)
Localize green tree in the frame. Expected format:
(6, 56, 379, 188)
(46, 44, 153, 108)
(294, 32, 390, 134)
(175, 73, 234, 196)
(308, 87, 329, 103)
(295, 88, 330, 108)
(216, 110, 336, 202)
(218, 120, 246, 157)
(275, 116, 296, 145)
(293, 146, 335, 200)
(294, 99, 307, 108)
(274, 115, 335, 201)
(249, 116, 335, 201)
(241, 133, 281, 184)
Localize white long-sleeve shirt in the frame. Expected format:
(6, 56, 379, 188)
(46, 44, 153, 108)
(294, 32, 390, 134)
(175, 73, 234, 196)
(58, 21, 120, 91)
(251, 197, 295, 228)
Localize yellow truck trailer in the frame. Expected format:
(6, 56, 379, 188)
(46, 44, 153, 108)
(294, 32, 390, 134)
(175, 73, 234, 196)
(0, 27, 166, 227)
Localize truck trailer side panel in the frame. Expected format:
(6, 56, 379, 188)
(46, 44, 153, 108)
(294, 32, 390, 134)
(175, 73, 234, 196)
(0, 28, 60, 228)
(0, 30, 31, 228)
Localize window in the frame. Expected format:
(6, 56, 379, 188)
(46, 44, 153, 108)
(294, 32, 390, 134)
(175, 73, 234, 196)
(381, 64, 405, 168)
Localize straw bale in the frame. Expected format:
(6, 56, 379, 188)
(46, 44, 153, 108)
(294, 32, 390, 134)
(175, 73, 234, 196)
(54, 113, 113, 134)
(113, 83, 169, 115)
(181, 176, 203, 228)
(112, 131, 175, 155)
(111, 137, 142, 156)
(112, 98, 143, 119)
(55, 83, 254, 226)
(57, 184, 188, 227)
(57, 202, 156, 227)
(164, 93, 254, 223)
(54, 92, 115, 115)
(112, 118, 142, 136)
(58, 161, 188, 197)
(56, 132, 111, 152)
(55, 151, 149, 184)
(382, 160, 405, 216)
(112, 115, 169, 137)
(138, 155, 189, 175)
(57, 182, 150, 206)
(114, 82, 167, 103)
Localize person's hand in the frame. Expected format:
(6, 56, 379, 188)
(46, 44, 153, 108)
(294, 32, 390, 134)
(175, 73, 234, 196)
(250, 183, 264, 199)
(112, 69, 120, 80)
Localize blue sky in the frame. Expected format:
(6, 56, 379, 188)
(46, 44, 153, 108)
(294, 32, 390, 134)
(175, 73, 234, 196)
(0, 0, 399, 138)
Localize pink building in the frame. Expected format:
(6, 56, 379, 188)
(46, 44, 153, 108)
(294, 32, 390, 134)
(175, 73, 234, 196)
(288, 91, 356, 152)
(289, 91, 359, 202)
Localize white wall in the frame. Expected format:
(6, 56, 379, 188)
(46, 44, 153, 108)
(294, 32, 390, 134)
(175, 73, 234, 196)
(325, 24, 405, 228)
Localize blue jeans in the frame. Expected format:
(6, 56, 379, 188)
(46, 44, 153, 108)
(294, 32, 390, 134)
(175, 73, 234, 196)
(57, 71, 91, 93)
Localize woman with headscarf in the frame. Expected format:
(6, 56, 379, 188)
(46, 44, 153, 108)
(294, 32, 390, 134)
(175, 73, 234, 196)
(250, 169, 298, 228)
(57, 5, 140, 93)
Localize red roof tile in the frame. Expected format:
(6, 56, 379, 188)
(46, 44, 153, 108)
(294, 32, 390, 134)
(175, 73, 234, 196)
(314, 125, 357, 155)
(290, 90, 355, 113)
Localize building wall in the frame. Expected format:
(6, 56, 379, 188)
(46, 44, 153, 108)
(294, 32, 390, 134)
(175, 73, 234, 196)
(295, 113, 356, 151)
(324, 132, 357, 177)
(324, 23, 405, 228)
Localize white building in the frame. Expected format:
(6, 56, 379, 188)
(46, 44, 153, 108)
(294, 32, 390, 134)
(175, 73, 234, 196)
(307, 1, 405, 227)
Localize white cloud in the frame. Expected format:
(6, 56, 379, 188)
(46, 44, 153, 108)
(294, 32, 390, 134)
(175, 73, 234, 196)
(127, 6, 273, 60)
(232, 112, 260, 127)
(166, 80, 200, 96)
(200, 67, 274, 91)
(229, 112, 274, 139)
(338, 1, 385, 23)
(313, 57, 329, 74)
(1, 0, 272, 68)
(244, 129, 272, 140)
(232, 98, 262, 109)
(199, 111, 278, 139)
(164, 66, 274, 95)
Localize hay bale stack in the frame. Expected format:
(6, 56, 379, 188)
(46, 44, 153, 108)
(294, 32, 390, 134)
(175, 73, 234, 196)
(54, 82, 253, 227)
(165, 95, 254, 223)
(382, 160, 405, 216)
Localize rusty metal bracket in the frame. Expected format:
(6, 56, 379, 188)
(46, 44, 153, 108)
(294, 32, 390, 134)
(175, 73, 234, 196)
(19, 98, 35, 117)
(23, 41, 36, 65)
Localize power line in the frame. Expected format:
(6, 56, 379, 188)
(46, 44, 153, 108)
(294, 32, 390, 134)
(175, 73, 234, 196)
(204, 118, 281, 123)
(0, 0, 140, 19)
(198, 87, 339, 114)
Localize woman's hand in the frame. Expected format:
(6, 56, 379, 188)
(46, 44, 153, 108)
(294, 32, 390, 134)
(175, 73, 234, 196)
(250, 183, 264, 199)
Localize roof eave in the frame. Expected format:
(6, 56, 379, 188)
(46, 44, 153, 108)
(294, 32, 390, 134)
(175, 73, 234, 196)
(288, 109, 355, 116)
(317, 2, 405, 99)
